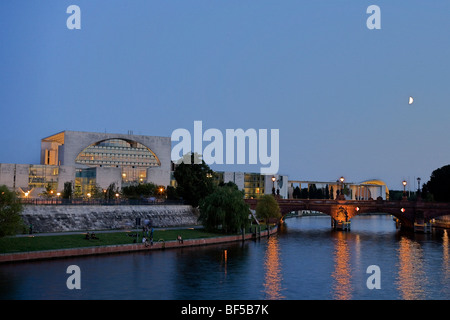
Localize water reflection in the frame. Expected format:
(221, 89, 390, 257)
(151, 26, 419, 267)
(1, 216, 449, 300)
(221, 249, 228, 278)
(262, 235, 284, 299)
(442, 230, 449, 296)
(331, 232, 352, 300)
(396, 236, 427, 300)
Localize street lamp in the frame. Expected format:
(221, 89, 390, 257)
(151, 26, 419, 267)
(402, 180, 407, 199)
(272, 176, 276, 195)
(417, 177, 421, 192)
(339, 176, 345, 194)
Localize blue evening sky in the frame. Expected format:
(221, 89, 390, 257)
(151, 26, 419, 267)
(1, 1, 449, 190)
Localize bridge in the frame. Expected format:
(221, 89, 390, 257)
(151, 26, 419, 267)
(245, 196, 450, 232)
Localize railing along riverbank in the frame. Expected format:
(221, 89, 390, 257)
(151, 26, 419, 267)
(19, 198, 185, 206)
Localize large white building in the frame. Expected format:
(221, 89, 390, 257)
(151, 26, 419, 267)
(0, 130, 172, 197)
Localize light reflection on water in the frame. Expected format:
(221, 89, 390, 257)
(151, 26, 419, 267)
(262, 236, 284, 300)
(0, 215, 449, 300)
(331, 232, 352, 300)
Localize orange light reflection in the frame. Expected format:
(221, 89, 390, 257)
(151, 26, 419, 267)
(331, 233, 352, 300)
(263, 236, 284, 300)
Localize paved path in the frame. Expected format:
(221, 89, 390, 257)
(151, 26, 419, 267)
(11, 225, 203, 237)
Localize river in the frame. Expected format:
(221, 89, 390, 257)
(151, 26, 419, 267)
(0, 215, 449, 300)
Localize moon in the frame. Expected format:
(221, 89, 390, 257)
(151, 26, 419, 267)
(408, 96, 414, 105)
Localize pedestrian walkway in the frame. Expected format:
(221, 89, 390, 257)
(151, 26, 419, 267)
(11, 225, 203, 238)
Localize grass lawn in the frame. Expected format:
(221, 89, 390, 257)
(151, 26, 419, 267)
(0, 228, 228, 254)
(0, 224, 273, 254)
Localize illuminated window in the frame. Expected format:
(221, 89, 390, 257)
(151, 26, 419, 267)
(75, 139, 159, 185)
(75, 139, 160, 168)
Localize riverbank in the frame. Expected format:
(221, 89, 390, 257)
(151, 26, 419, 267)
(0, 225, 278, 263)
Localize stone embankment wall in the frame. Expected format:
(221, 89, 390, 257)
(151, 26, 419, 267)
(21, 205, 199, 233)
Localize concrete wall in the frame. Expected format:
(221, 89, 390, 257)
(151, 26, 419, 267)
(57, 165, 76, 192)
(96, 166, 122, 190)
(147, 167, 170, 187)
(59, 131, 171, 172)
(0, 163, 29, 191)
(21, 205, 200, 233)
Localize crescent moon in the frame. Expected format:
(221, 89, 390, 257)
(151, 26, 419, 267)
(408, 96, 414, 105)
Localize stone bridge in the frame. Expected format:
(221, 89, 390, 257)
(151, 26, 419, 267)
(245, 196, 450, 231)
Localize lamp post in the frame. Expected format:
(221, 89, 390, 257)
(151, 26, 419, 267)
(417, 177, 421, 199)
(272, 176, 276, 195)
(336, 176, 345, 200)
(340, 176, 345, 194)
(402, 180, 407, 200)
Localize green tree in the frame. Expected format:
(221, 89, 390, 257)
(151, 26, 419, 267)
(426, 164, 450, 202)
(0, 185, 24, 237)
(292, 186, 301, 199)
(62, 181, 73, 199)
(325, 184, 330, 199)
(105, 183, 120, 200)
(89, 184, 104, 199)
(40, 183, 55, 198)
(166, 186, 179, 200)
(173, 153, 216, 207)
(122, 183, 157, 200)
(255, 194, 281, 224)
(300, 188, 309, 199)
(198, 183, 250, 233)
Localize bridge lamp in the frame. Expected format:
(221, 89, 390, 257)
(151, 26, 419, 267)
(355, 207, 360, 212)
(401, 208, 405, 213)
(272, 176, 276, 195)
(402, 180, 407, 196)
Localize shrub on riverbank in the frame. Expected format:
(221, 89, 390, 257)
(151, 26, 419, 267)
(0, 185, 24, 237)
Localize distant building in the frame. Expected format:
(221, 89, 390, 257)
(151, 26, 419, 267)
(287, 179, 389, 200)
(215, 171, 289, 199)
(3, 130, 387, 202)
(0, 130, 171, 198)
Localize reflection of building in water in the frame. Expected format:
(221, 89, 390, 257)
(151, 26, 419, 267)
(331, 233, 352, 300)
(442, 230, 449, 296)
(263, 236, 284, 300)
(396, 236, 427, 300)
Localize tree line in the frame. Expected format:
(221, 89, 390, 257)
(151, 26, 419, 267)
(292, 184, 336, 199)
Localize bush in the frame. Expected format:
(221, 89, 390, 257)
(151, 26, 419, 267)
(0, 185, 24, 237)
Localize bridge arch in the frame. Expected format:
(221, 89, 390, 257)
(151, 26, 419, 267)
(245, 197, 450, 231)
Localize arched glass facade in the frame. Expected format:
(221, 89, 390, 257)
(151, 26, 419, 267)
(75, 138, 160, 184)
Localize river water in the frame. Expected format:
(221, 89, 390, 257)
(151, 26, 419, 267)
(0, 215, 449, 300)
